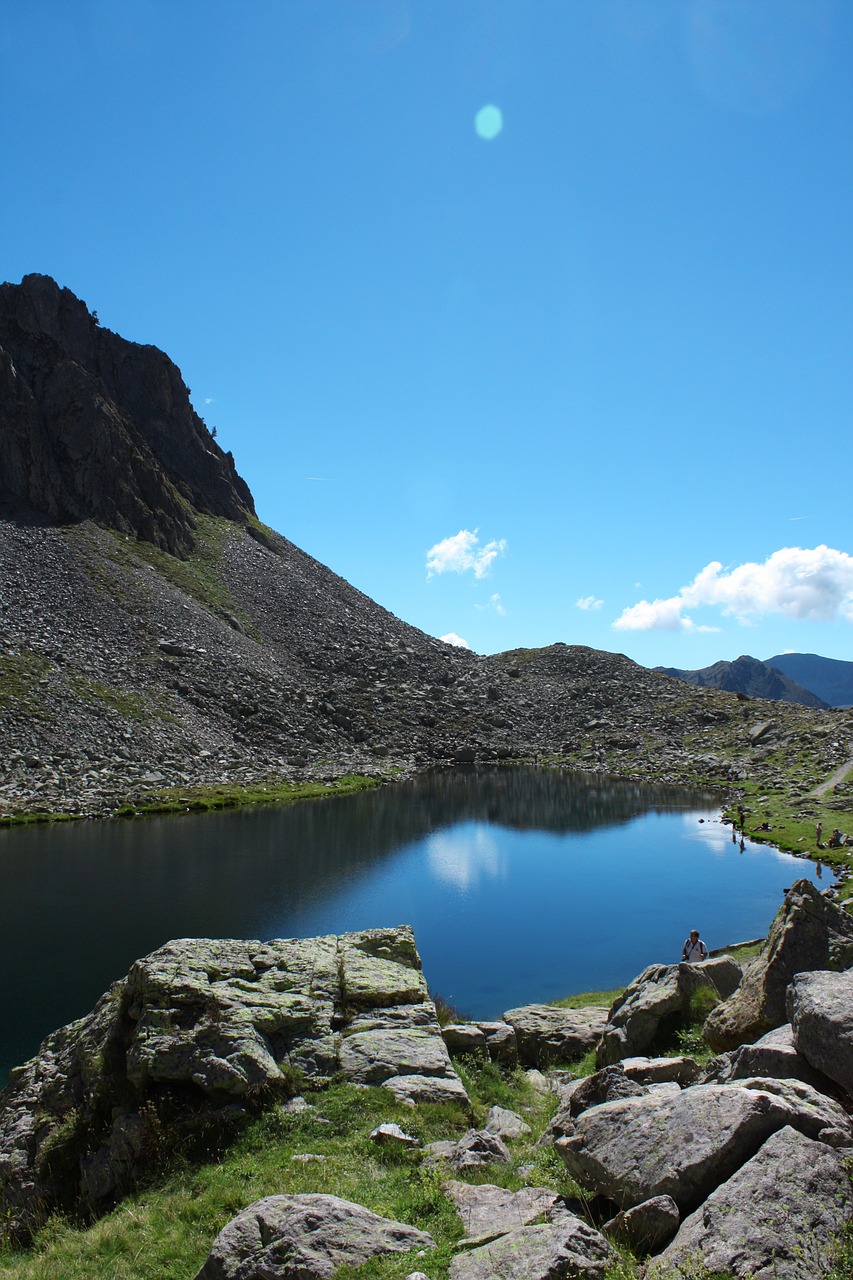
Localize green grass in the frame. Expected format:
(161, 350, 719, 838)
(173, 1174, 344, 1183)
(66, 516, 257, 638)
(551, 989, 624, 1011)
(114, 773, 381, 818)
(0, 1062, 575, 1280)
(723, 786, 853, 902)
(1, 776, 382, 827)
(65, 671, 171, 722)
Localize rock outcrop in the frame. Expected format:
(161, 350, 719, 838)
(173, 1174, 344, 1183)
(0, 926, 465, 1239)
(0, 274, 254, 558)
(703, 879, 853, 1052)
(555, 1084, 816, 1214)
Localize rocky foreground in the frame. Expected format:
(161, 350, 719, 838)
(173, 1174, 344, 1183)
(2, 879, 853, 1278)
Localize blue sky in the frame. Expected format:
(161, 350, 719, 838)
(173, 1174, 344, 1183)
(2, 0, 852, 668)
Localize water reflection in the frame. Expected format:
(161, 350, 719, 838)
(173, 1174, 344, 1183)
(0, 767, 824, 1080)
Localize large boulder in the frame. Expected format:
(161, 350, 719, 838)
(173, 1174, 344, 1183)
(596, 955, 742, 1065)
(194, 1193, 435, 1280)
(502, 1004, 608, 1067)
(650, 1126, 853, 1280)
(788, 966, 853, 1098)
(0, 927, 467, 1240)
(555, 1083, 822, 1213)
(704, 879, 853, 1052)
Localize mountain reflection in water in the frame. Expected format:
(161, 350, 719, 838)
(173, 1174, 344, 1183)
(0, 767, 824, 1081)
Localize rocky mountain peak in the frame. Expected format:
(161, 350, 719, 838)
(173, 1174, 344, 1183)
(0, 274, 255, 558)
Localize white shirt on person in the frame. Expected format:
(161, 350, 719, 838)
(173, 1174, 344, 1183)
(682, 938, 708, 962)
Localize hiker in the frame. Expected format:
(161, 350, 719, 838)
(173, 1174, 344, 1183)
(816, 821, 823, 847)
(682, 929, 708, 963)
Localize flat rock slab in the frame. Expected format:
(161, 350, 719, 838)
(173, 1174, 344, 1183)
(443, 1181, 561, 1244)
(195, 1193, 435, 1280)
(703, 1022, 836, 1091)
(556, 1084, 802, 1213)
(788, 967, 853, 1098)
(382, 1073, 471, 1107)
(650, 1126, 853, 1280)
(621, 1055, 700, 1086)
(449, 1212, 616, 1280)
(340, 1027, 453, 1084)
(502, 1005, 608, 1067)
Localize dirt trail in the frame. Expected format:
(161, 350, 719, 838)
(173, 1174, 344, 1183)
(809, 758, 853, 798)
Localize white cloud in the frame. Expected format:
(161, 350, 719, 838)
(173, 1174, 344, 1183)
(576, 595, 604, 611)
(426, 825, 505, 891)
(204, 397, 215, 405)
(426, 529, 507, 580)
(440, 632, 471, 649)
(476, 592, 506, 616)
(614, 545, 853, 633)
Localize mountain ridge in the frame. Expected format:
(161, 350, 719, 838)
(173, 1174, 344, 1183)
(766, 652, 853, 709)
(1, 275, 851, 820)
(653, 654, 829, 710)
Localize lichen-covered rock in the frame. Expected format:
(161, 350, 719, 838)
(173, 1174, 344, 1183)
(441, 1023, 487, 1055)
(596, 955, 741, 1065)
(0, 927, 466, 1241)
(650, 1127, 853, 1280)
(194, 1193, 435, 1280)
(449, 1129, 512, 1171)
(788, 966, 853, 1098)
(382, 1073, 472, 1108)
(502, 1004, 608, 1066)
(704, 880, 853, 1052)
(732, 1076, 853, 1146)
(566, 1065, 648, 1116)
(442, 1181, 562, 1245)
(448, 1211, 616, 1280)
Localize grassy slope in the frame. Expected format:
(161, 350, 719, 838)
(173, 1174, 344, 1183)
(0, 1067, 581, 1280)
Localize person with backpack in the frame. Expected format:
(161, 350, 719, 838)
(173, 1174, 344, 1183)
(682, 929, 708, 962)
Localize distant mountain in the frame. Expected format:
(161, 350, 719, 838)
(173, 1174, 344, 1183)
(653, 655, 828, 709)
(765, 653, 853, 708)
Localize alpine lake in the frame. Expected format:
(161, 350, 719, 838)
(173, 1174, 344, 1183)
(0, 766, 827, 1082)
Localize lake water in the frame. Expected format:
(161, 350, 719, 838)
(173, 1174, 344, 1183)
(0, 766, 827, 1081)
